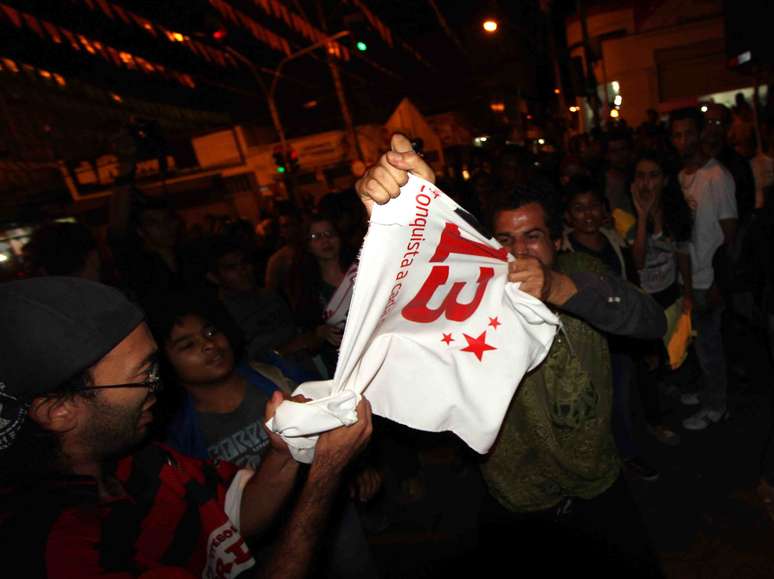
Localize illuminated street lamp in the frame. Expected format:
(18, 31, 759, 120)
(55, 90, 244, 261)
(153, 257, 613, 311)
(483, 19, 498, 33)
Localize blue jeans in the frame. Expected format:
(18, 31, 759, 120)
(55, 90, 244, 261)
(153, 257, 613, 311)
(692, 289, 727, 412)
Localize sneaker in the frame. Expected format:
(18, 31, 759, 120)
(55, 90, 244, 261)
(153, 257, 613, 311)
(682, 407, 728, 431)
(647, 424, 681, 447)
(680, 392, 701, 406)
(624, 457, 660, 481)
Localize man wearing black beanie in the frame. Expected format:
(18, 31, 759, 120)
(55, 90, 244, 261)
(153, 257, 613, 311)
(0, 277, 372, 579)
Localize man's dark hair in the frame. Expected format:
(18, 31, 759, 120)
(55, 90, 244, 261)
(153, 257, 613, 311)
(489, 183, 564, 240)
(24, 222, 97, 276)
(562, 175, 605, 207)
(145, 291, 241, 349)
(669, 107, 704, 133)
(0, 370, 94, 483)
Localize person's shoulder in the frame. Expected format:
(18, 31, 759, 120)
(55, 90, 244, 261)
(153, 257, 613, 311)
(705, 159, 735, 184)
(556, 250, 609, 277)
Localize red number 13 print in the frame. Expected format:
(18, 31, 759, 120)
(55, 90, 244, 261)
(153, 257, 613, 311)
(401, 223, 507, 324)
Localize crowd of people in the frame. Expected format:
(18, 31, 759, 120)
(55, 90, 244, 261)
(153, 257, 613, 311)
(1, 100, 773, 578)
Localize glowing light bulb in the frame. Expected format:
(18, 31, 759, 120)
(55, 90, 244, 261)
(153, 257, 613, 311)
(483, 20, 498, 33)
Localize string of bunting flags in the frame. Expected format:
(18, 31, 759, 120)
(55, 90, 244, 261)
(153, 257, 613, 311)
(67, 0, 239, 68)
(348, 0, 393, 47)
(1, 58, 227, 128)
(0, 3, 197, 88)
(208, 0, 291, 57)
(209, 0, 350, 61)
(247, 0, 351, 60)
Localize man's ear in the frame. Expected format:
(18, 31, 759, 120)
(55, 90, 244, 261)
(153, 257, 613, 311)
(28, 396, 80, 434)
(554, 238, 562, 252)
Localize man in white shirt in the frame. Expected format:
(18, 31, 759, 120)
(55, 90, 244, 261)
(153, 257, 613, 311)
(670, 107, 738, 430)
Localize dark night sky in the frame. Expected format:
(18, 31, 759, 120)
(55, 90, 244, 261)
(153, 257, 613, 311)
(0, 0, 570, 138)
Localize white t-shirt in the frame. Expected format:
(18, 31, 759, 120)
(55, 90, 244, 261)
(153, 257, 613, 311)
(679, 159, 737, 290)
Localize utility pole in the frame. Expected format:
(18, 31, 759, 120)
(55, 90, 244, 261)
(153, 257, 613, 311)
(315, 0, 364, 161)
(224, 31, 350, 206)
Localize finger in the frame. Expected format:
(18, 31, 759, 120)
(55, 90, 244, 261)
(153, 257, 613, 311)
(509, 259, 531, 273)
(362, 401, 373, 439)
(390, 133, 414, 154)
(389, 133, 435, 184)
(360, 176, 392, 205)
(372, 163, 406, 195)
(358, 397, 373, 422)
(376, 157, 409, 189)
(264, 390, 285, 421)
(508, 271, 534, 285)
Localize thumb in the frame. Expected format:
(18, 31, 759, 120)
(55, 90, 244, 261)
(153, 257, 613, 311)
(385, 133, 435, 184)
(390, 133, 413, 154)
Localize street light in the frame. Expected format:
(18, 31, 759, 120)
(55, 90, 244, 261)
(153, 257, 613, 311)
(222, 30, 351, 169)
(483, 19, 498, 33)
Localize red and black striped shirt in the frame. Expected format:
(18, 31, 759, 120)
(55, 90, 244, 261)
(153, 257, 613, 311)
(0, 443, 255, 578)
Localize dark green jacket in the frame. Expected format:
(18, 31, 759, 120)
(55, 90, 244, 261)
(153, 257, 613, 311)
(481, 252, 665, 512)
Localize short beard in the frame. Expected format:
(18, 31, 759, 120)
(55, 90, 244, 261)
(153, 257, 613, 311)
(80, 394, 148, 462)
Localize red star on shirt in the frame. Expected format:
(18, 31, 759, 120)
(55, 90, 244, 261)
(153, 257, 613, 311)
(432, 189, 440, 198)
(441, 333, 454, 345)
(488, 316, 501, 330)
(461, 331, 496, 361)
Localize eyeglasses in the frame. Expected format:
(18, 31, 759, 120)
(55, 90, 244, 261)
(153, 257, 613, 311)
(308, 231, 337, 241)
(76, 361, 163, 395)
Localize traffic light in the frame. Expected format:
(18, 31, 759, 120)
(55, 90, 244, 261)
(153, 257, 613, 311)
(272, 146, 299, 174)
(356, 41, 367, 52)
(273, 147, 286, 174)
(288, 148, 300, 173)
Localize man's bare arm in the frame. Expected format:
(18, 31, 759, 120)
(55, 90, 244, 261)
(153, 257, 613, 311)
(254, 399, 373, 579)
(238, 392, 301, 537)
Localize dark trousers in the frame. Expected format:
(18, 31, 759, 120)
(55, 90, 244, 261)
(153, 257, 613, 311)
(476, 476, 664, 578)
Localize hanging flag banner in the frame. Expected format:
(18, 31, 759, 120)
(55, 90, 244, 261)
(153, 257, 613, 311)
(0, 4, 198, 88)
(349, 0, 393, 47)
(269, 175, 559, 462)
(210, 0, 291, 56)
(247, 0, 350, 61)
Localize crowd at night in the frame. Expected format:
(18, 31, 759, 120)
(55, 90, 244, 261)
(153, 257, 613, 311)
(1, 1, 774, 578)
